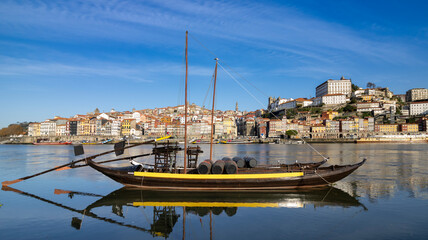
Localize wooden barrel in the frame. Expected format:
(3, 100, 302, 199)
(211, 207, 223, 215)
(224, 207, 238, 216)
(224, 160, 238, 174)
(222, 157, 232, 161)
(244, 156, 257, 168)
(212, 160, 225, 174)
(232, 156, 246, 168)
(197, 160, 213, 174)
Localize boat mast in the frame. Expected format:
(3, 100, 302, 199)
(184, 31, 188, 173)
(209, 58, 219, 161)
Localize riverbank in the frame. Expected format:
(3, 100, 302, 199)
(1, 136, 426, 145)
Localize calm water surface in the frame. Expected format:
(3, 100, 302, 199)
(0, 143, 427, 239)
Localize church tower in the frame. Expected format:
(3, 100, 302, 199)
(235, 102, 239, 112)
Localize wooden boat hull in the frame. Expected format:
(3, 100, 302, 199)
(86, 158, 365, 191)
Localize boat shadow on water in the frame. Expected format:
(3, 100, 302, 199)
(2, 185, 366, 238)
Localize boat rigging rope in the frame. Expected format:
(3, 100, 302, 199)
(189, 32, 329, 161)
(218, 62, 329, 161)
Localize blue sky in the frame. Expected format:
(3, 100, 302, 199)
(1, 0, 427, 128)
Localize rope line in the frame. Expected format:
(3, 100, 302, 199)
(315, 170, 332, 185)
(189, 32, 329, 161)
(218, 62, 329, 160)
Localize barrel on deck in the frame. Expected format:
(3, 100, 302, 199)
(198, 160, 213, 174)
(232, 156, 246, 168)
(224, 160, 238, 174)
(243, 156, 257, 168)
(212, 160, 225, 174)
(222, 157, 232, 161)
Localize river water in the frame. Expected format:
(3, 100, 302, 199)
(0, 143, 427, 239)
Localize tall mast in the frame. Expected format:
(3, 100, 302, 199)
(209, 58, 218, 161)
(184, 31, 188, 173)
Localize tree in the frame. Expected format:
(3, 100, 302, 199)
(343, 104, 356, 112)
(351, 84, 360, 92)
(366, 82, 376, 89)
(360, 111, 373, 118)
(285, 109, 297, 119)
(286, 130, 298, 137)
(0, 124, 24, 136)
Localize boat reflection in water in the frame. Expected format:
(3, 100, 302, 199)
(2, 186, 366, 238)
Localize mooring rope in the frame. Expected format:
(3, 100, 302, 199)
(314, 170, 332, 185)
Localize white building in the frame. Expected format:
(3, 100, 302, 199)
(316, 76, 352, 97)
(409, 101, 428, 116)
(269, 97, 294, 111)
(56, 124, 67, 136)
(111, 120, 122, 136)
(406, 88, 428, 102)
(356, 102, 381, 112)
(313, 94, 347, 106)
(28, 123, 41, 137)
(40, 120, 56, 136)
(97, 113, 113, 120)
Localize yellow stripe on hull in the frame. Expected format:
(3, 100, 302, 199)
(133, 201, 279, 208)
(133, 172, 304, 179)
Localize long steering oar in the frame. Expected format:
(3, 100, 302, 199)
(1, 136, 171, 186)
(69, 152, 155, 169)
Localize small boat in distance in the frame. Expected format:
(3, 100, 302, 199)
(86, 31, 366, 191)
(33, 139, 72, 145)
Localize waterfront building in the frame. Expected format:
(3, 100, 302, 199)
(67, 119, 78, 136)
(28, 123, 41, 137)
(89, 117, 97, 136)
(409, 101, 428, 116)
(256, 118, 269, 138)
(316, 76, 352, 97)
(111, 120, 121, 136)
(222, 117, 237, 136)
(375, 124, 399, 132)
(40, 120, 56, 136)
(340, 119, 359, 132)
(99, 120, 112, 136)
(56, 124, 67, 136)
(268, 119, 286, 137)
(420, 118, 428, 132)
(324, 120, 340, 132)
(311, 124, 326, 133)
(244, 119, 256, 136)
(399, 124, 419, 132)
(406, 88, 428, 102)
(121, 119, 133, 136)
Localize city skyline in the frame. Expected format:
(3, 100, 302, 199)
(1, 0, 428, 128)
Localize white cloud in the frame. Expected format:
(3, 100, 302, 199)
(0, 0, 423, 66)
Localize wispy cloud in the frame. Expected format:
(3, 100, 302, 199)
(0, 0, 424, 66)
(0, 55, 214, 84)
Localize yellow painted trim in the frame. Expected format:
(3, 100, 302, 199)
(133, 201, 279, 208)
(133, 171, 303, 179)
(155, 135, 171, 142)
